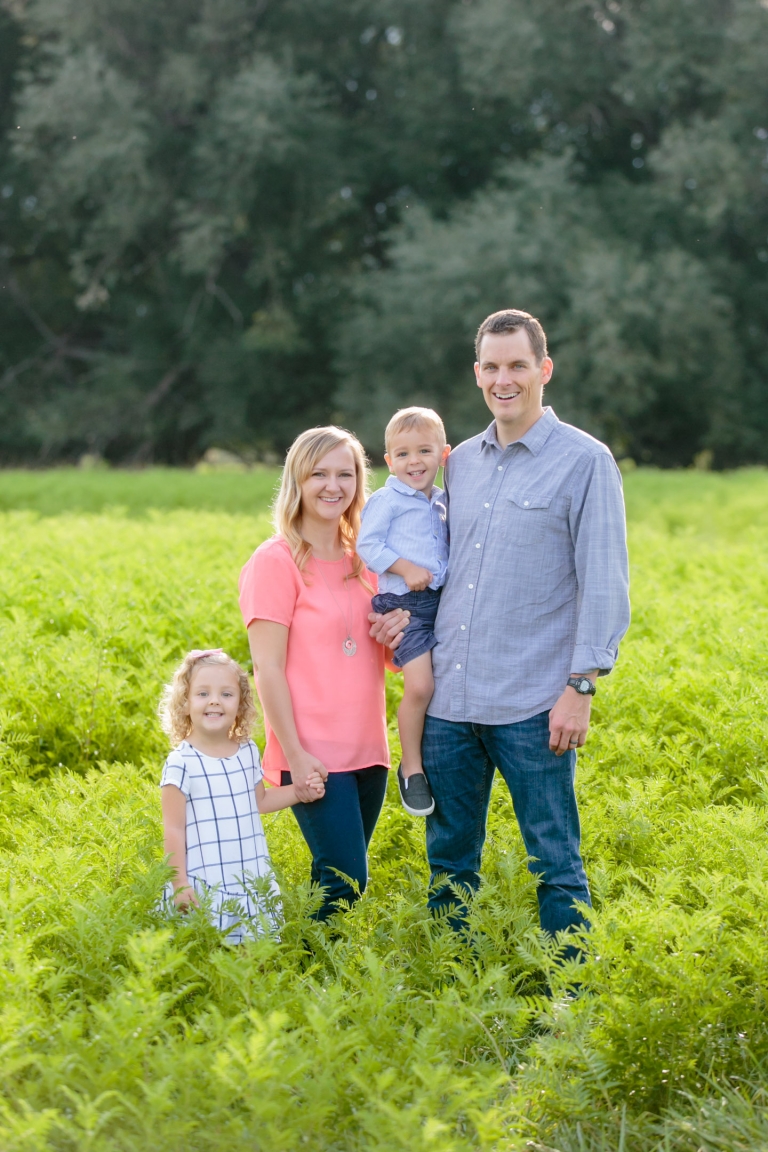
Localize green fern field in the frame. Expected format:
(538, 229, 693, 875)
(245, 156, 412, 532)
(1, 467, 768, 1151)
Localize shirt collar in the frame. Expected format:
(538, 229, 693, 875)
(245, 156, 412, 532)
(384, 474, 439, 500)
(480, 406, 559, 457)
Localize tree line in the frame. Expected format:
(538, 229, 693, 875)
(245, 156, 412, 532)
(1, 0, 767, 466)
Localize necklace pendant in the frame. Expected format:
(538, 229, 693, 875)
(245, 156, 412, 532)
(343, 637, 357, 657)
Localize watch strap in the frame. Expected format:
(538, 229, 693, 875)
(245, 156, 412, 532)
(567, 675, 597, 696)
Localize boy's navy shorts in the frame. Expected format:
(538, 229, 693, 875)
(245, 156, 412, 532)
(370, 588, 441, 669)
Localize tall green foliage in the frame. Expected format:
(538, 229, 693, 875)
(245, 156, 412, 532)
(0, 469, 768, 1148)
(0, 0, 767, 463)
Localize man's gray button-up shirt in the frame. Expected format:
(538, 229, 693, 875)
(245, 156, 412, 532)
(428, 407, 631, 726)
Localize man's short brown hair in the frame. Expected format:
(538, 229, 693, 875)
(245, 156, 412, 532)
(475, 309, 548, 363)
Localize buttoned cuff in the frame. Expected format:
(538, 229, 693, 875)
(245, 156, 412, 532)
(571, 645, 617, 676)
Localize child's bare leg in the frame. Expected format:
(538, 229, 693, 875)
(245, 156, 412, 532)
(398, 651, 434, 778)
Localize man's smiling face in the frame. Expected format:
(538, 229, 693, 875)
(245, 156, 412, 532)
(474, 327, 553, 443)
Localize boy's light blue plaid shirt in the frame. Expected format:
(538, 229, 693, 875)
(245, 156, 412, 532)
(358, 475, 449, 596)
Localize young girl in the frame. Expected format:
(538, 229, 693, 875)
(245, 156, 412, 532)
(158, 648, 324, 943)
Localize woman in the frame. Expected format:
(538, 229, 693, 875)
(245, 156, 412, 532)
(239, 426, 392, 921)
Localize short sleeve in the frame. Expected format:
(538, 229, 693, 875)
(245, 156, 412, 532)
(239, 538, 300, 630)
(160, 750, 190, 796)
(247, 740, 264, 785)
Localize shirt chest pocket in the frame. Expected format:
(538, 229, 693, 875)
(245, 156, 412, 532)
(503, 492, 552, 546)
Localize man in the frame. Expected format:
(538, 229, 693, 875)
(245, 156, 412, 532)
(371, 308, 630, 940)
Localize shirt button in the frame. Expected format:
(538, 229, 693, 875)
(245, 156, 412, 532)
(468, 583, 473, 589)
(523, 500, 529, 507)
(484, 503, 490, 508)
(475, 543, 480, 548)
(497, 466, 503, 471)
(456, 664, 462, 669)
(460, 625, 466, 630)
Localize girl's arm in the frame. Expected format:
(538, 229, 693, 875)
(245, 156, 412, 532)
(247, 620, 328, 803)
(161, 784, 198, 908)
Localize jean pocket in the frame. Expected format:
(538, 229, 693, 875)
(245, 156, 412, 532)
(503, 492, 552, 545)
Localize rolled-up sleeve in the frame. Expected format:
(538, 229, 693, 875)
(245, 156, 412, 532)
(568, 452, 630, 675)
(357, 492, 400, 575)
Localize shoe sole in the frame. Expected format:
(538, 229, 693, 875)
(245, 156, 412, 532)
(399, 794, 435, 817)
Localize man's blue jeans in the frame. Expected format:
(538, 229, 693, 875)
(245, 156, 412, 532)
(422, 711, 591, 936)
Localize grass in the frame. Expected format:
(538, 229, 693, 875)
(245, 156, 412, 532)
(0, 466, 284, 517)
(0, 465, 767, 1150)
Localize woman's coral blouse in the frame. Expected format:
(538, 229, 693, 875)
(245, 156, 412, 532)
(239, 536, 390, 784)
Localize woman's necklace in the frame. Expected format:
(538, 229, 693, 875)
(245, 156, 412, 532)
(314, 553, 357, 657)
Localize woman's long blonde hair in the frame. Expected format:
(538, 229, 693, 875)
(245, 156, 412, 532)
(273, 425, 371, 582)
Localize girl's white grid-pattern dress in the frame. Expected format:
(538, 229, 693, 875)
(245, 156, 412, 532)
(160, 740, 279, 943)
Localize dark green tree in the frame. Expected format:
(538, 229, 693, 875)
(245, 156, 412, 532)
(337, 0, 768, 466)
(1, 0, 496, 461)
(0, 0, 766, 465)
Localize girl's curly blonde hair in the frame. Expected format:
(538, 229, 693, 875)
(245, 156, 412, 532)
(158, 651, 257, 747)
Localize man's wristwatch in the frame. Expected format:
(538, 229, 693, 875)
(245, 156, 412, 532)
(567, 675, 597, 696)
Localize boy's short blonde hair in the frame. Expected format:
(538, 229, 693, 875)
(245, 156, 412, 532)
(158, 650, 256, 747)
(384, 407, 446, 455)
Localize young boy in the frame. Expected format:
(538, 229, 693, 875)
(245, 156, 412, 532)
(357, 407, 450, 817)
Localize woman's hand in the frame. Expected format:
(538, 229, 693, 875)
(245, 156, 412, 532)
(304, 769, 326, 801)
(368, 608, 410, 650)
(289, 749, 329, 803)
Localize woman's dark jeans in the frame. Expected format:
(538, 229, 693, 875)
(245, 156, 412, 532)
(422, 711, 591, 938)
(281, 765, 388, 921)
